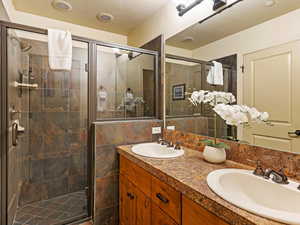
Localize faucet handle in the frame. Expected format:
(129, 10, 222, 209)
(174, 142, 181, 150)
(248, 159, 265, 176)
(278, 167, 289, 184)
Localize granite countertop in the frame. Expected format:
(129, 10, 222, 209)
(117, 145, 286, 225)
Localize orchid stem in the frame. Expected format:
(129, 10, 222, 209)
(213, 95, 217, 145)
(214, 112, 217, 145)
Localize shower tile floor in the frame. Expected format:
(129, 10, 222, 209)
(13, 191, 88, 225)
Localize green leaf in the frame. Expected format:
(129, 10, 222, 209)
(201, 139, 230, 150)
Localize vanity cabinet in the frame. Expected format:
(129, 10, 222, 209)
(119, 155, 229, 225)
(182, 196, 230, 225)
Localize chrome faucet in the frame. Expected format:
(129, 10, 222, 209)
(157, 137, 181, 150)
(264, 168, 289, 185)
(157, 137, 168, 145)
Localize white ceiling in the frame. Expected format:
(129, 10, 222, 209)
(12, 0, 170, 35)
(167, 0, 300, 50)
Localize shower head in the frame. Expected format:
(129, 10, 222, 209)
(10, 36, 32, 52)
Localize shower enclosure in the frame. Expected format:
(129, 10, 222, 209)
(0, 21, 159, 225)
(5, 28, 89, 225)
(0, 21, 94, 225)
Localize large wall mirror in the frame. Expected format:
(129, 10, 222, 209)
(164, 0, 300, 154)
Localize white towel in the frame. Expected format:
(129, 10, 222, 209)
(207, 61, 223, 85)
(48, 29, 72, 71)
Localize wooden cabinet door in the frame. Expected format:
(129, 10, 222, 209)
(120, 174, 151, 225)
(182, 196, 229, 225)
(134, 186, 151, 225)
(152, 203, 178, 225)
(120, 175, 136, 225)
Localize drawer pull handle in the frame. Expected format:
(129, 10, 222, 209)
(156, 193, 169, 204)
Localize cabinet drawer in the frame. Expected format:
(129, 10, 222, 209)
(182, 196, 230, 225)
(120, 156, 152, 196)
(152, 203, 178, 225)
(151, 176, 181, 224)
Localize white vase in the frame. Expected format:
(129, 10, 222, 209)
(203, 146, 226, 164)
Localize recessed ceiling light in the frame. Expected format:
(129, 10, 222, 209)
(96, 13, 114, 23)
(181, 36, 194, 43)
(52, 0, 72, 11)
(264, 0, 275, 7)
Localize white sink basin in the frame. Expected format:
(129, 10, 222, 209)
(207, 169, 300, 225)
(132, 142, 184, 159)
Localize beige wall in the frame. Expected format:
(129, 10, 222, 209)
(165, 45, 193, 58)
(2, 0, 127, 44)
(0, 0, 9, 20)
(128, 0, 238, 47)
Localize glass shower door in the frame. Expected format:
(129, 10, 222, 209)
(7, 29, 89, 225)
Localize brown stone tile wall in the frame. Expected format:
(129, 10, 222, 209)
(94, 120, 162, 225)
(166, 116, 209, 136)
(17, 48, 89, 205)
(164, 129, 300, 181)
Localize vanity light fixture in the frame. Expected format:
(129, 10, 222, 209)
(176, 0, 227, 16)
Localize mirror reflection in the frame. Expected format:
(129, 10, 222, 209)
(165, 0, 300, 153)
(96, 46, 156, 120)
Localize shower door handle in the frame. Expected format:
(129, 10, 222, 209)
(12, 122, 18, 146)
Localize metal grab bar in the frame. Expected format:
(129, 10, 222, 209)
(13, 81, 38, 89)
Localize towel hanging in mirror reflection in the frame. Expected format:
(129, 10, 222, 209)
(207, 61, 224, 86)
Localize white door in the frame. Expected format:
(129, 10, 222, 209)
(243, 41, 300, 153)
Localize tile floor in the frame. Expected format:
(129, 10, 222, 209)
(13, 191, 88, 225)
